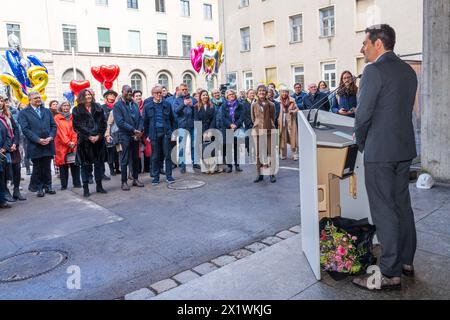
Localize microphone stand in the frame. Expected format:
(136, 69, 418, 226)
(306, 84, 343, 125)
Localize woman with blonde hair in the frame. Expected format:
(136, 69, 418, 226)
(277, 86, 299, 161)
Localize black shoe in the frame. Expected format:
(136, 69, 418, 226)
(28, 186, 37, 193)
(121, 182, 131, 191)
(235, 165, 243, 172)
(132, 180, 144, 188)
(254, 175, 264, 183)
(193, 164, 201, 170)
(96, 181, 108, 194)
(83, 184, 90, 198)
(37, 188, 45, 198)
(102, 174, 111, 181)
(61, 186, 67, 191)
(5, 190, 16, 203)
(226, 166, 233, 173)
(13, 188, 26, 201)
(0, 202, 12, 209)
(180, 167, 186, 174)
(270, 175, 277, 183)
(44, 186, 56, 195)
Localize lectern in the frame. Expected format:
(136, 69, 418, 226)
(298, 110, 372, 280)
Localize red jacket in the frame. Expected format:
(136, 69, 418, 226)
(54, 114, 77, 166)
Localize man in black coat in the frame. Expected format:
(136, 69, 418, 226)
(352, 24, 418, 291)
(18, 91, 57, 197)
(113, 85, 144, 191)
(302, 83, 330, 112)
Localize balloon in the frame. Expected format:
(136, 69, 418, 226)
(0, 56, 12, 75)
(104, 81, 114, 90)
(63, 91, 75, 105)
(216, 41, 224, 64)
(91, 66, 104, 83)
(5, 49, 29, 91)
(27, 66, 49, 101)
(70, 80, 91, 96)
(27, 55, 48, 73)
(202, 49, 220, 75)
(190, 45, 204, 73)
(0, 74, 29, 104)
(100, 65, 120, 83)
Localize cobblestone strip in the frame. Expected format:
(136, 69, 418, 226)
(122, 225, 301, 300)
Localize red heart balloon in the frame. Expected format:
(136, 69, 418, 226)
(104, 81, 114, 90)
(91, 66, 104, 84)
(70, 80, 91, 96)
(100, 65, 120, 83)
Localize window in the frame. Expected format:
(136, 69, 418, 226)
(290, 14, 303, 43)
(158, 73, 170, 89)
(263, 21, 275, 47)
(205, 37, 214, 43)
(183, 73, 194, 92)
(243, 71, 253, 91)
(157, 33, 168, 56)
(155, 0, 165, 13)
(320, 6, 335, 37)
(203, 3, 213, 20)
(292, 66, 304, 86)
(356, 57, 366, 76)
(97, 28, 111, 53)
(321, 62, 337, 89)
(127, 0, 138, 9)
(226, 72, 237, 91)
(62, 24, 78, 52)
(6, 24, 21, 44)
(128, 30, 141, 54)
(180, 0, 190, 17)
(240, 0, 249, 8)
(131, 73, 143, 91)
(62, 69, 85, 90)
(265, 67, 277, 84)
(96, 0, 108, 6)
(240, 27, 251, 51)
(182, 35, 191, 57)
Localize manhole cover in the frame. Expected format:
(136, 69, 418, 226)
(168, 180, 206, 190)
(0, 250, 68, 283)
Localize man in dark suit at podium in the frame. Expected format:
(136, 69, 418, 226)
(353, 24, 418, 291)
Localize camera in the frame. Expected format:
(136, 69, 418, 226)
(220, 83, 230, 97)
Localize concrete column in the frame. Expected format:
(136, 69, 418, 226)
(421, 0, 450, 182)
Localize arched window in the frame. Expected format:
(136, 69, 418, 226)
(182, 73, 194, 93)
(62, 69, 85, 90)
(131, 73, 143, 91)
(158, 73, 169, 90)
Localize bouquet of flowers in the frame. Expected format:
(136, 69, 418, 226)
(320, 222, 366, 276)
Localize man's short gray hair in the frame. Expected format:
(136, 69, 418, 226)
(152, 85, 163, 94)
(28, 91, 41, 99)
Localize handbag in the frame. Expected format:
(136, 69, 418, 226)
(65, 152, 76, 164)
(110, 122, 119, 145)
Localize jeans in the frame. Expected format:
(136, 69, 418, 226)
(81, 162, 103, 184)
(151, 129, 173, 180)
(120, 138, 140, 183)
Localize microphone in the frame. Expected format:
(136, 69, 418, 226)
(353, 74, 362, 81)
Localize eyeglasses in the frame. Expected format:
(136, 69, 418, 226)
(154, 92, 163, 95)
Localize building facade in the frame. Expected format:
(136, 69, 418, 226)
(219, 0, 423, 91)
(0, 0, 220, 101)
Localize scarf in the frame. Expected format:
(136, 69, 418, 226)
(60, 112, 71, 121)
(280, 96, 291, 113)
(227, 99, 238, 124)
(0, 114, 14, 139)
(105, 101, 115, 109)
(211, 96, 223, 107)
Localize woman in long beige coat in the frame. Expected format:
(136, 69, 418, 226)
(277, 87, 299, 161)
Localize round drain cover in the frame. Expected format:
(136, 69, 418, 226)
(0, 250, 68, 283)
(168, 180, 206, 190)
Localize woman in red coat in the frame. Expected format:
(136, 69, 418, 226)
(54, 101, 81, 190)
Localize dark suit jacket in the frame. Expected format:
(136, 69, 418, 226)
(355, 51, 418, 162)
(143, 99, 173, 141)
(18, 105, 56, 159)
(113, 99, 143, 141)
(302, 92, 331, 112)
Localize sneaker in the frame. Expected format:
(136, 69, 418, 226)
(152, 178, 160, 186)
(133, 180, 144, 188)
(166, 177, 175, 184)
(121, 183, 131, 191)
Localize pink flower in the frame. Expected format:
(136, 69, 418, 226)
(335, 255, 342, 262)
(337, 245, 347, 256)
(352, 236, 357, 241)
(349, 245, 353, 249)
(345, 261, 353, 270)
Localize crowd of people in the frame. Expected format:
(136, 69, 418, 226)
(0, 70, 359, 209)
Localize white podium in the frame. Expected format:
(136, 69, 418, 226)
(298, 110, 372, 280)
